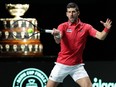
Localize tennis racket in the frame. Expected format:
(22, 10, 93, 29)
(11, 19, 53, 40)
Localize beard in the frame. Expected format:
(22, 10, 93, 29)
(69, 16, 78, 23)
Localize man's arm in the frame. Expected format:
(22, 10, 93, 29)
(95, 18, 112, 40)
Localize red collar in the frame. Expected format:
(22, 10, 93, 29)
(68, 18, 82, 27)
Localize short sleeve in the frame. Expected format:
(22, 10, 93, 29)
(87, 24, 97, 38)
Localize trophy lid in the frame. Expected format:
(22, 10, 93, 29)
(6, 4, 29, 19)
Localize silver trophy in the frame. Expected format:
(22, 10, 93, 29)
(21, 44, 25, 51)
(5, 31, 9, 39)
(28, 44, 33, 52)
(13, 44, 17, 52)
(34, 44, 39, 52)
(0, 44, 3, 52)
(5, 44, 10, 51)
(39, 44, 43, 52)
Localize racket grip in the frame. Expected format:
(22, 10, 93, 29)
(45, 30, 53, 33)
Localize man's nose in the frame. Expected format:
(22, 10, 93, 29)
(70, 12, 73, 15)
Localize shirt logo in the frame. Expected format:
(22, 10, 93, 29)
(66, 29, 72, 32)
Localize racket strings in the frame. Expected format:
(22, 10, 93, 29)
(11, 19, 39, 40)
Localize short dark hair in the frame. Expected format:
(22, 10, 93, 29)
(67, 2, 79, 11)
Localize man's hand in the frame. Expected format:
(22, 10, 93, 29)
(52, 28, 60, 36)
(52, 28, 61, 44)
(100, 18, 112, 29)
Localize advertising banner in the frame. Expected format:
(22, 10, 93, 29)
(0, 60, 115, 87)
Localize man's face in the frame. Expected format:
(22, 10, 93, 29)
(66, 8, 80, 23)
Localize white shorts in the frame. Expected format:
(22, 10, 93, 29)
(49, 62, 89, 82)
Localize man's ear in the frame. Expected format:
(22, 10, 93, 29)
(77, 11, 80, 16)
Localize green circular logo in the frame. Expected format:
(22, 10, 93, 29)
(12, 68, 48, 87)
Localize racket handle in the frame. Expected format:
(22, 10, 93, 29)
(45, 30, 53, 33)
